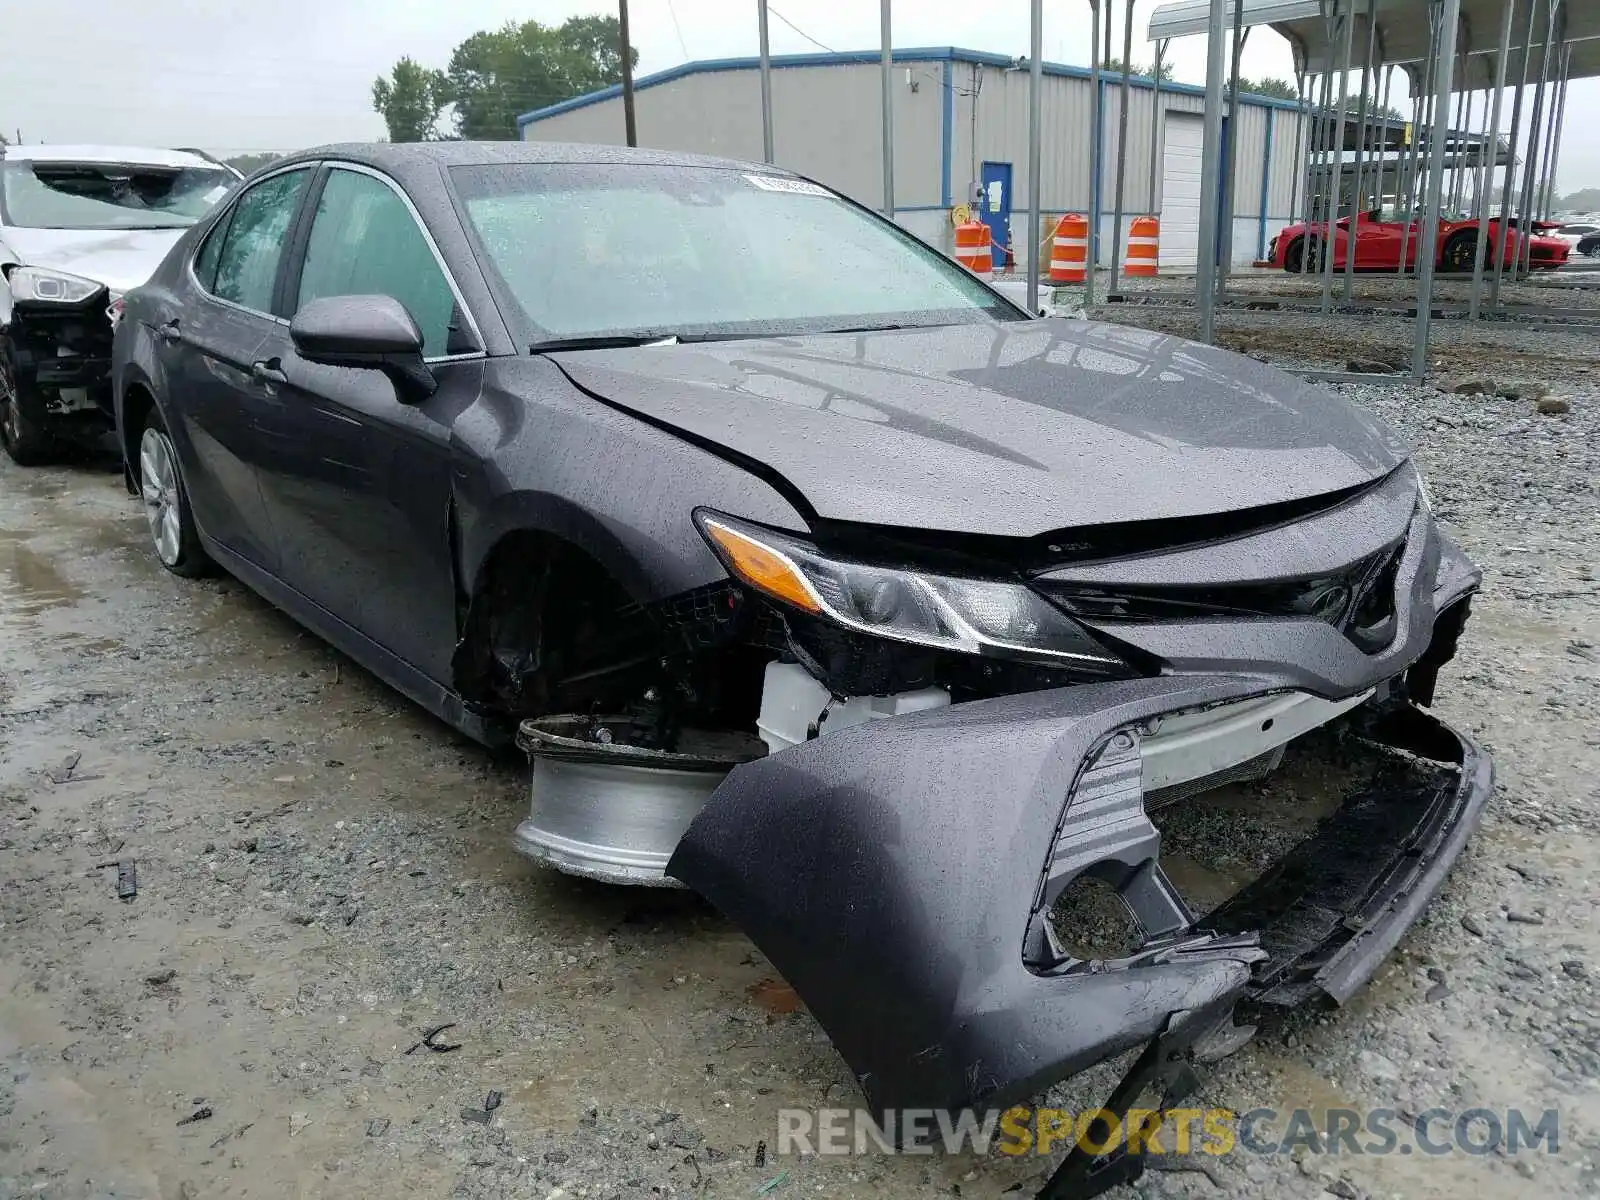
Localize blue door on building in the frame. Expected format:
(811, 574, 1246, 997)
(979, 162, 1012, 266)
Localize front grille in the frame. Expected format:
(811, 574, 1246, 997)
(1040, 540, 1404, 653)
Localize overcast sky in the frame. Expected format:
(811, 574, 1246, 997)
(4, 0, 1596, 194)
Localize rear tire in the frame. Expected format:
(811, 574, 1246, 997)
(137, 407, 213, 578)
(0, 338, 61, 466)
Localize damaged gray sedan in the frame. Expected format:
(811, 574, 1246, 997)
(113, 143, 1487, 1194)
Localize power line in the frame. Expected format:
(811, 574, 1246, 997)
(766, 6, 837, 54)
(663, 0, 691, 60)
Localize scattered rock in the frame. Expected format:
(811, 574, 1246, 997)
(645, 1130, 661, 1150)
(1357, 1050, 1400, 1081)
(1347, 358, 1394, 374)
(1560, 960, 1588, 980)
(1453, 377, 1497, 396)
(365, 1118, 389, 1138)
(1326, 1179, 1360, 1200)
(145, 968, 177, 986)
(1497, 382, 1548, 401)
(1461, 914, 1487, 937)
(1535, 395, 1571, 415)
(1426, 982, 1451, 1003)
(1506, 910, 1545, 925)
(288, 1112, 311, 1137)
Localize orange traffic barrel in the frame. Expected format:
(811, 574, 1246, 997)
(954, 221, 993, 275)
(1125, 215, 1160, 277)
(1049, 213, 1088, 284)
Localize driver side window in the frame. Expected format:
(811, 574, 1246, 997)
(296, 169, 459, 359)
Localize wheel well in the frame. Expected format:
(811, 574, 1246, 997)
(450, 530, 646, 718)
(121, 383, 157, 486)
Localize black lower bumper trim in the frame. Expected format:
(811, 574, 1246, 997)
(1205, 706, 1490, 1007)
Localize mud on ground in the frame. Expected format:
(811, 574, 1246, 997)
(2, 329, 1598, 1199)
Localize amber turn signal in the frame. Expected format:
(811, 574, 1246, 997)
(701, 519, 823, 615)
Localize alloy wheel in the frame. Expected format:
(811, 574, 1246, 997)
(139, 427, 185, 567)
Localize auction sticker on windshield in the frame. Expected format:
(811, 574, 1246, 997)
(744, 174, 831, 196)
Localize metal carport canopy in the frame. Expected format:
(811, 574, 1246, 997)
(1147, 0, 1600, 87)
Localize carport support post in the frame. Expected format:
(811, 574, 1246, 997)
(1148, 40, 1168, 223)
(1086, 0, 1103, 307)
(1399, 45, 1437, 277)
(1492, 0, 1534, 306)
(758, 0, 774, 163)
(880, 0, 895, 219)
(1412, 0, 1463, 380)
(1217, 6, 1246, 288)
(1195, 0, 1229, 344)
(1307, 69, 1334, 275)
(1470, 0, 1515, 321)
(1288, 71, 1309, 235)
(1320, 0, 1356, 313)
(1343, 10, 1379, 302)
(1027, 0, 1044, 312)
(1372, 66, 1394, 216)
(1515, 3, 1555, 277)
(1538, 43, 1570, 219)
(1108, 0, 1135, 292)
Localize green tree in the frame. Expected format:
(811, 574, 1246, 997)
(1233, 76, 1299, 101)
(444, 15, 637, 141)
(1101, 58, 1175, 81)
(372, 56, 450, 143)
(226, 152, 282, 176)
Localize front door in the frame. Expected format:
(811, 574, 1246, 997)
(978, 162, 1012, 267)
(252, 165, 481, 681)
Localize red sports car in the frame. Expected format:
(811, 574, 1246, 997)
(1268, 210, 1570, 273)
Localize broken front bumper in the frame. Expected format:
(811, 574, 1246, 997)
(668, 676, 1489, 1117)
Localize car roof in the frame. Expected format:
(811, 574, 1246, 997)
(275, 140, 789, 178)
(0, 144, 224, 169)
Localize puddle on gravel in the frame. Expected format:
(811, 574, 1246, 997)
(0, 539, 86, 614)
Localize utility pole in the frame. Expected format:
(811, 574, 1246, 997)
(619, 0, 638, 147)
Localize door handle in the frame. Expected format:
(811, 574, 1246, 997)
(251, 358, 289, 385)
(156, 318, 182, 345)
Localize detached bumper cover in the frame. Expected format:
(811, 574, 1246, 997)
(668, 677, 1489, 1116)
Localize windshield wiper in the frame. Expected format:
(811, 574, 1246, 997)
(530, 333, 681, 353)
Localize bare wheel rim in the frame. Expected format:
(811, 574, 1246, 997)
(139, 427, 184, 566)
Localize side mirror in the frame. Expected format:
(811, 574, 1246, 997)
(289, 294, 436, 403)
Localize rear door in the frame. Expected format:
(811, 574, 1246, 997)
(157, 166, 314, 569)
(249, 164, 484, 681)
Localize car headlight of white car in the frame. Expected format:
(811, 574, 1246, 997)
(9, 265, 105, 306)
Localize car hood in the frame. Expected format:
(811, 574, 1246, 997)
(553, 320, 1409, 538)
(0, 225, 187, 293)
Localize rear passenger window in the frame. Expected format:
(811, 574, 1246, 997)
(211, 168, 311, 313)
(295, 169, 458, 358)
(193, 211, 231, 291)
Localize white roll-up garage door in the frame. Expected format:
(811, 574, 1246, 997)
(1160, 113, 1204, 270)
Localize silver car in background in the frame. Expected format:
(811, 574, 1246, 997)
(0, 145, 238, 463)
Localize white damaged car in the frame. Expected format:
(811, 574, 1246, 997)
(0, 145, 239, 464)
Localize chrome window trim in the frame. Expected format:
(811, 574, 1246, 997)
(313, 161, 486, 363)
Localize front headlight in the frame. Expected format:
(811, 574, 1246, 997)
(696, 511, 1124, 670)
(9, 266, 105, 305)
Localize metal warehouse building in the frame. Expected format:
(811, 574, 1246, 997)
(517, 47, 1309, 271)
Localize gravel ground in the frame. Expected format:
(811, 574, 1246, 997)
(2, 319, 1598, 1199)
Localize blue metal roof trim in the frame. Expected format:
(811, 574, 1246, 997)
(516, 46, 1305, 129)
